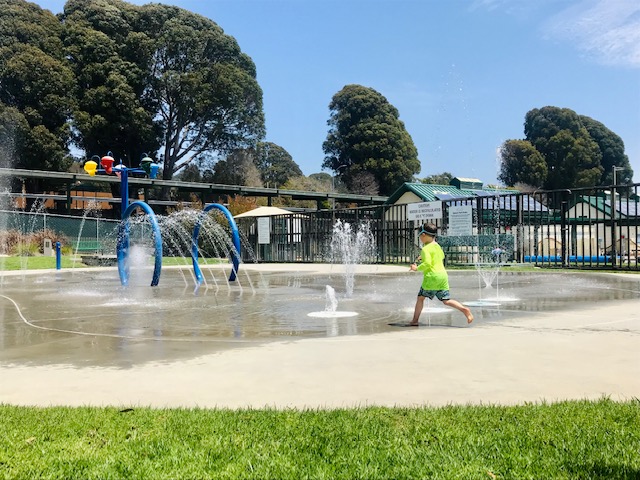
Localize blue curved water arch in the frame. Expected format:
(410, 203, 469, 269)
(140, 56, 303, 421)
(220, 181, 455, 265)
(117, 201, 163, 287)
(191, 203, 241, 284)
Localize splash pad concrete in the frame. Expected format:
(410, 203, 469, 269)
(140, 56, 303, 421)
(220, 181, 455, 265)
(1, 264, 639, 408)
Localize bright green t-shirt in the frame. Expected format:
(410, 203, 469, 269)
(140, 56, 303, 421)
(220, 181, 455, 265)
(416, 241, 449, 290)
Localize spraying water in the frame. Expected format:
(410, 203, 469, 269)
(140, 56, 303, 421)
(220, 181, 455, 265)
(330, 220, 375, 297)
(325, 285, 338, 313)
(467, 190, 519, 307)
(307, 284, 358, 318)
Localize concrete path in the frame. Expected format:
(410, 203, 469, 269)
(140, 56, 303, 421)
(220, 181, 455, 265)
(1, 296, 638, 409)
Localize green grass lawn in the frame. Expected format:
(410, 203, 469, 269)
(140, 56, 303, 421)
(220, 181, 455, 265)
(1, 259, 639, 478)
(0, 256, 227, 271)
(0, 255, 85, 270)
(161, 256, 225, 266)
(0, 399, 638, 479)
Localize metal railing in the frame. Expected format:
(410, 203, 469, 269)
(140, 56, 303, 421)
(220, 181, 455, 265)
(236, 184, 640, 271)
(1, 183, 638, 271)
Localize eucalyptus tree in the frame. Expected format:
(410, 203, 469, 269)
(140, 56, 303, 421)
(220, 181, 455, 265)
(254, 141, 302, 188)
(498, 106, 632, 189)
(52, 0, 161, 213)
(61, 0, 163, 164)
(61, 0, 264, 179)
(579, 114, 632, 185)
(524, 106, 602, 189)
(0, 105, 27, 169)
(140, 4, 264, 180)
(322, 84, 420, 196)
(212, 149, 263, 187)
(0, 0, 74, 171)
(498, 140, 547, 188)
(419, 172, 454, 185)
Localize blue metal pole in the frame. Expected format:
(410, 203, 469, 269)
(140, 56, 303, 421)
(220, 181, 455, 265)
(115, 164, 163, 286)
(117, 201, 163, 286)
(120, 167, 130, 281)
(192, 203, 241, 284)
(121, 167, 129, 216)
(55, 241, 61, 270)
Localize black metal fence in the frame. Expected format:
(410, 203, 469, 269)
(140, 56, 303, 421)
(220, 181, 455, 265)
(236, 183, 640, 271)
(2, 183, 639, 271)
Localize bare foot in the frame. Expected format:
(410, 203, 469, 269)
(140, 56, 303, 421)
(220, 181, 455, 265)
(465, 311, 474, 324)
(408, 322, 419, 327)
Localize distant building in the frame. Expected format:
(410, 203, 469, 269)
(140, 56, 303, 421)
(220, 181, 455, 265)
(385, 178, 513, 205)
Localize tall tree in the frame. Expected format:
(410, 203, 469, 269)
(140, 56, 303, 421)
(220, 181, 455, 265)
(498, 140, 547, 188)
(419, 172, 454, 185)
(254, 141, 302, 188)
(524, 106, 602, 189)
(60, 0, 264, 178)
(579, 114, 631, 185)
(142, 4, 264, 180)
(212, 149, 262, 187)
(0, 0, 74, 172)
(498, 106, 632, 189)
(61, 5, 160, 164)
(322, 84, 420, 196)
(0, 105, 28, 169)
(0, 0, 63, 54)
(275, 175, 328, 208)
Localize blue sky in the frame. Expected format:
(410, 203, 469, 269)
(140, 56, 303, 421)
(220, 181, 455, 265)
(34, 0, 640, 186)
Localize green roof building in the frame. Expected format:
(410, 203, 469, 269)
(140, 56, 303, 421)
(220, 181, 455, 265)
(385, 178, 513, 205)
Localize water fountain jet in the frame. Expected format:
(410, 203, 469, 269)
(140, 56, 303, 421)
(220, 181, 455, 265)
(308, 285, 359, 318)
(330, 220, 375, 297)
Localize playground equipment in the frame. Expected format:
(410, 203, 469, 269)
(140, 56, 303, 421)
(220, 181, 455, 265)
(83, 152, 241, 287)
(84, 152, 163, 286)
(191, 203, 241, 283)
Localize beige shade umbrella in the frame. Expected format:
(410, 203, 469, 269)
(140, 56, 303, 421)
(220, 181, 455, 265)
(233, 206, 294, 218)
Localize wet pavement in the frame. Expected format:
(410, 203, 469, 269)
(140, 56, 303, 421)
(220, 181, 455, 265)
(1, 264, 639, 408)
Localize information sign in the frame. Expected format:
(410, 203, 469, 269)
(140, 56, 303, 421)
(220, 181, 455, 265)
(447, 205, 473, 236)
(406, 201, 443, 221)
(257, 217, 270, 244)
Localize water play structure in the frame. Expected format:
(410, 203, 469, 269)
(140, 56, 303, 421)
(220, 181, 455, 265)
(82, 153, 241, 287)
(191, 203, 241, 283)
(84, 153, 164, 286)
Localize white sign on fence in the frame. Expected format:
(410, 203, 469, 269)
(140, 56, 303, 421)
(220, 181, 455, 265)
(407, 201, 443, 221)
(291, 217, 301, 243)
(257, 217, 270, 244)
(447, 205, 473, 236)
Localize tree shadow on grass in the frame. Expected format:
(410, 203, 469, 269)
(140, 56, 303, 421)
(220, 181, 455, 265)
(566, 461, 639, 479)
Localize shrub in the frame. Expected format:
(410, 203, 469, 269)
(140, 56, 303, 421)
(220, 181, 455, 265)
(0, 230, 24, 255)
(29, 229, 69, 254)
(0, 229, 69, 255)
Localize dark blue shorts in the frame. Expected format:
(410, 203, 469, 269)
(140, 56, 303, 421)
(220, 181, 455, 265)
(418, 288, 450, 301)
